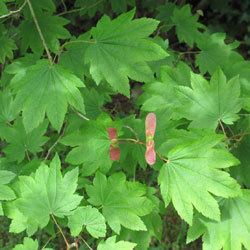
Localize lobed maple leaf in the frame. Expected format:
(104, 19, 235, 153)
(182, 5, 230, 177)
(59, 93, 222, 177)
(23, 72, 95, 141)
(86, 172, 154, 234)
(187, 190, 250, 250)
(10, 59, 85, 132)
(12, 155, 82, 235)
(158, 133, 241, 224)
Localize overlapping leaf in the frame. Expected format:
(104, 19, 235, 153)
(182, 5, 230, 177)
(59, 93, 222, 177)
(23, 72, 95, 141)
(1, 119, 48, 162)
(61, 115, 114, 173)
(86, 172, 154, 233)
(158, 133, 241, 224)
(13, 237, 38, 250)
(187, 190, 250, 250)
(0, 170, 16, 215)
(10, 59, 85, 132)
(68, 205, 106, 238)
(20, 14, 70, 54)
(196, 33, 243, 75)
(177, 69, 242, 129)
(83, 9, 168, 96)
(171, 5, 205, 46)
(12, 155, 82, 235)
(97, 236, 136, 250)
(0, 25, 16, 64)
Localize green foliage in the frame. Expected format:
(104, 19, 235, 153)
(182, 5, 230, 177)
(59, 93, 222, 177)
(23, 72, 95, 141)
(68, 205, 106, 237)
(0, 1, 250, 249)
(1, 119, 48, 162)
(83, 9, 168, 96)
(11, 155, 82, 235)
(158, 133, 241, 224)
(187, 190, 250, 250)
(13, 237, 38, 250)
(97, 236, 136, 250)
(10, 60, 85, 132)
(177, 69, 242, 129)
(0, 25, 16, 64)
(86, 172, 154, 233)
(20, 15, 70, 54)
(171, 5, 205, 46)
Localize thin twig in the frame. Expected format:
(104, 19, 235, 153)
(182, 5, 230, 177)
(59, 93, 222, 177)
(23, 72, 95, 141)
(44, 123, 67, 160)
(41, 231, 60, 249)
(61, 0, 67, 12)
(57, 0, 104, 16)
(26, 0, 53, 64)
(78, 235, 93, 250)
(0, 0, 27, 19)
(25, 148, 31, 161)
(51, 214, 69, 250)
(219, 120, 227, 138)
(76, 111, 90, 121)
(118, 138, 169, 163)
(123, 125, 139, 141)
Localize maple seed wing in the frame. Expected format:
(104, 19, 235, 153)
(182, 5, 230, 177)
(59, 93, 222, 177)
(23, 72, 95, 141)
(145, 143, 156, 165)
(145, 113, 156, 137)
(107, 128, 118, 140)
(110, 145, 121, 161)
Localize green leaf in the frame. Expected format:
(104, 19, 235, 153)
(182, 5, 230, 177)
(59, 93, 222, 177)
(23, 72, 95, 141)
(75, 0, 106, 17)
(6, 203, 38, 235)
(231, 135, 250, 188)
(84, 9, 168, 96)
(109, 0, 135, 14)
(118, 212, 163, 250)
(20, 14, 70, 54)
(138, 63, 190, 115)
(0, 170, 15, 184)
(68, 205, 106, 238)
(86, 172, 154, 234)
(0, 1, 8, 15)
(158, 133, 241, 224)
(0, 185, 16, 200)
(187, 190, 250, 250)
(13, 155, 82, 235)
(0, 25, 16, 64)
(156, 3, 176, 31)
(1, 119, 48, 162)
(0, 169, 16, 214)
(0, 90, 19, 123)
(62, 115, 113, 172)
(177, 69, 242, 129)
(11, 60, 85, 132)
(195, 33, 243, 75)
(97, 236, 136, 250)
(13, 237, 38, 250)
(171, 4, 205, 46)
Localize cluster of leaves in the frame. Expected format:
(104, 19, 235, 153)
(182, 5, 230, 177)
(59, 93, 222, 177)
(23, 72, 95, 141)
(0, 0, 250, 249)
